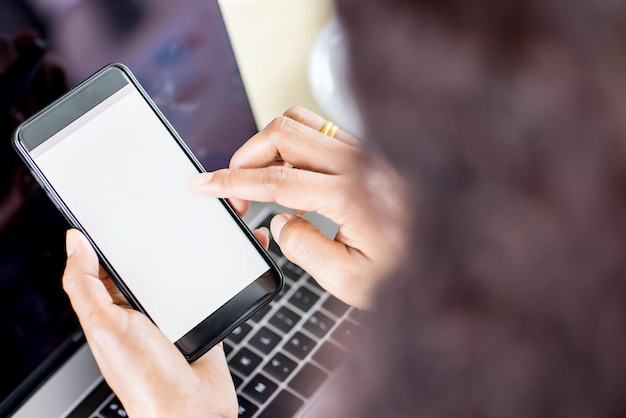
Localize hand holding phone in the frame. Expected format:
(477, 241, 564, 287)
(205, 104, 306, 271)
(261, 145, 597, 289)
(13, 63, 283, 361)
(63, 228, 240, 417)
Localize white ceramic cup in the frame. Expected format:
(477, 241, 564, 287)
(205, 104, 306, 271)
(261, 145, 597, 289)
(308, 16, 364, 139)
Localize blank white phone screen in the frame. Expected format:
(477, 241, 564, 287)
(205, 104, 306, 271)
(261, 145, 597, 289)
(30, 84, 269, 343)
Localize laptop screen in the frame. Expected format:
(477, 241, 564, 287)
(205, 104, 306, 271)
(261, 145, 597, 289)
(0, 0, 257, 414)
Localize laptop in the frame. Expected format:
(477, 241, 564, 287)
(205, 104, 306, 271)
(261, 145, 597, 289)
(1, 1, 366, 417)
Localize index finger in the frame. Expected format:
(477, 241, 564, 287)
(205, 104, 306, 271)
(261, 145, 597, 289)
(191, 166, 351, 224)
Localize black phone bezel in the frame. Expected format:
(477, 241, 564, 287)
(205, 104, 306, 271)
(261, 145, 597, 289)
(12, 63, 283, 362)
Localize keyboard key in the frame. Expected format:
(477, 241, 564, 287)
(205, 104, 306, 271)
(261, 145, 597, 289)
(263, 352, 298, 381)
(313, 341, 347, 370)
(100, 397, 127, 418)
(331, 320, 363, 349)
(223, 341, 234, 357)
(322, 295, 350, 317)
(227, 322, 253, 344)
(283, 331, 316, 360)
(288, 286, 320, 313)
(303, 310, 336, 338)
(273, 282, 291, 303)
(237, 395, 258, 418)
(249, 327, 281, 354)
(242, 374, 279, 404)
(306, 276, 324, 291)
(282, 260, 306, 281)
(230, 348, 262, 376)
(232, 373, 243, 389)
(269, 306, 301, 333)
(258, 390, 304, 418)
(249, 304, 272, 323)
(288, 363, 328, 398)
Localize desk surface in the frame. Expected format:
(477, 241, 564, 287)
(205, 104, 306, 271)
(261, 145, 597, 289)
(218, 0, 334, 129)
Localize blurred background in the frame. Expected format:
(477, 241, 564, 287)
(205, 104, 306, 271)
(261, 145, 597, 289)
(2, 0, 257, 168)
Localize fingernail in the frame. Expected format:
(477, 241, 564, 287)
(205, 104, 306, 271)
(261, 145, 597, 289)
(190, 172, 213, 187)
(66, 229, 75, 257)
(270, 215, 289, 243)
(258, 226, 270, 241)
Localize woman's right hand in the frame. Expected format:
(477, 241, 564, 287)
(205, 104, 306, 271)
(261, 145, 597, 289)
(191, 106, 411, 309)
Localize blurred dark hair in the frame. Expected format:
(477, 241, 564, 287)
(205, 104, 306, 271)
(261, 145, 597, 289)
(336, 0, 626, 416)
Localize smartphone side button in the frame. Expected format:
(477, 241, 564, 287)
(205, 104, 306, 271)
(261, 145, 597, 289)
(32, 175, 46, 190)
(43, 190, 62, 211)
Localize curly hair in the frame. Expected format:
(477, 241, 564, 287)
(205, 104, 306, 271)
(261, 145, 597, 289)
(334, 0, 626, 416)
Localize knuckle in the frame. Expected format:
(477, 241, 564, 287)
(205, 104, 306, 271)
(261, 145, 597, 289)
(267, 115, 291, 134)
(283, 105, 306, 119)
(61, 272, 75, 293)
(229, 149, 245, 168)
(265, 116, 295, 149)
(262, 166, 292, 198)
(216, 168, 238, 189)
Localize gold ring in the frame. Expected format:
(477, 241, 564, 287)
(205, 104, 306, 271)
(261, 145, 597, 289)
(319, 120, 339, 138)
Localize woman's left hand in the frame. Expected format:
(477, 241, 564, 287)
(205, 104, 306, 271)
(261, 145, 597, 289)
(62, 228, 260, 418)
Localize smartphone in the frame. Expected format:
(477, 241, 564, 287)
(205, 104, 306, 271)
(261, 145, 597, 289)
(12, 63, 283, 362)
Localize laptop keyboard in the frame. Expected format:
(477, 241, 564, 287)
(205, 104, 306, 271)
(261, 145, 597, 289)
(78, 212, 367, 418)
(227, 212, 369, 417)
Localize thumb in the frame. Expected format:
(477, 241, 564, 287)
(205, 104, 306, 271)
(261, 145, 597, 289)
(63, 229, 111, 318)
(65, 229, 99, 276)
(270, 214, 353, 293)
